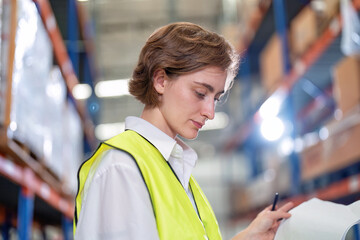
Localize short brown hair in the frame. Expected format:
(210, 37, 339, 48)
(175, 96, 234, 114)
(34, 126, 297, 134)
(129, 22, 239, 107)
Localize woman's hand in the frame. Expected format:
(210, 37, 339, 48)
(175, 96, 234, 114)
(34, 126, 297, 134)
(232, 202, 294, 240)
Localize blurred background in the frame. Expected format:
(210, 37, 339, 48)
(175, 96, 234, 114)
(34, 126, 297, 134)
(1, 0, 360, 239)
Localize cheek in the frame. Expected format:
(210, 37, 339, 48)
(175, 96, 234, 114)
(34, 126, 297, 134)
(167, 87, 190, 105)
(177, 91, 199, 113)
(163, 84, 199, 116)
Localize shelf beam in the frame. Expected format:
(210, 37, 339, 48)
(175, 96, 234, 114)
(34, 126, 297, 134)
(286, 174, 360, 207)
(232, 172, 360, 222)
(0, 155, 74, 218)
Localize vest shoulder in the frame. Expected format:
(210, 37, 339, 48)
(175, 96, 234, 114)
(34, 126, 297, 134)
(105, 130, 143, 147)
(104, 130, 157, 155)
(92, 148, 140, 179)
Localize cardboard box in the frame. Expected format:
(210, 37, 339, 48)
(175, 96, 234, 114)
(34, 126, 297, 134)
(221, 23, 241, 50)
(314, 0, 340, 24)
(308, 0, 340, 39)
(260, 34, 284, 92)
(322, 0, 340, 19)
(237, 0, 261, 27)
(290, 6, 318, 57)
(230, 185, 250, 214)
(332, 56, 360, 116)
(301, 119, 360, 180)
(301, 140, 325, 180)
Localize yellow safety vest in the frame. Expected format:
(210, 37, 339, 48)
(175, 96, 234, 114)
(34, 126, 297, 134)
(74, 130, 222, 240)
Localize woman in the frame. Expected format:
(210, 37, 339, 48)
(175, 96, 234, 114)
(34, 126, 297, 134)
(74, 22, 293, 240)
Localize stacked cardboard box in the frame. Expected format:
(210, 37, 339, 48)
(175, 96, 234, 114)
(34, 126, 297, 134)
(5, 0, 84, 194)
(301, 118, 360, 180)
(289, 6, 318, 58)
(237, 0, 262, 29)
(332, 56, 360, 116)
(301, 55, 360, 180)
(260, 34, 284, 93)
(313, 0, 340, 33)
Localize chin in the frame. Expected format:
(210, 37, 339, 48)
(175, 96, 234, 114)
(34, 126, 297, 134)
(180, 130, 199, 140)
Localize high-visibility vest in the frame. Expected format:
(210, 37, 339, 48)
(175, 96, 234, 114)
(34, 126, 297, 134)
(74, 130, 222, 239)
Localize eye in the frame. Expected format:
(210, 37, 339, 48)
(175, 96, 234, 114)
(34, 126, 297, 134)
(214, 93, 222, 102)
(215, 92, 227, 106)
(195, 91, 206, 99)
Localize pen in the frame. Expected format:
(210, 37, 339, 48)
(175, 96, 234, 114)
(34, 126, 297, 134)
(271, 192, 279, 211)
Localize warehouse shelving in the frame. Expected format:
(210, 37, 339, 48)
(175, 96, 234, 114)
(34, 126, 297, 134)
(227, 0, 360, 225)
(0, 0, 97, 239)
(33, 0, 97, 148)
(0, 155, 74, 218)
(236, 0, 272, 53)
(225, 0, 357, 151)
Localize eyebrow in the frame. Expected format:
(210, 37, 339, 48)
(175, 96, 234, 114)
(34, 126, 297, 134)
(194, 81, 224, 95)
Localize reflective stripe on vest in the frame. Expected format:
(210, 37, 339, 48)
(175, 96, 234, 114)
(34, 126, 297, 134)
(74, 130, 222, 240)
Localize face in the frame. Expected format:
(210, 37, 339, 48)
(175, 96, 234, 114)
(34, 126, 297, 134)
(157, 66, 227, 139)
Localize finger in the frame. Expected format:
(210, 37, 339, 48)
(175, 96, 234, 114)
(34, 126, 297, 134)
(265, 201, 294, 215)
(266, 201, 294, 212)
(271, 220, 281, 229)
(257, 205, 274, 215)
(269, 210, 291, 220)
(264, 204, 273, 211)
(278, 202, 295, 212)
(272, 221, 282, 232)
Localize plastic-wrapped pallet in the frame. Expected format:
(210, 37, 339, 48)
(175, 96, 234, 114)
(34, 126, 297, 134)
(62, 101, 83, 195)
(9, 0, 53, 158)
(8, 0, 84, 187)
(0, 1, 10, 125)
(42, 66, 67, 179)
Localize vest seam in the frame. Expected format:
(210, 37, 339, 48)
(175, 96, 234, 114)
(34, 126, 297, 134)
(74, 142, 103, 226)
(189, 182, 202, 221)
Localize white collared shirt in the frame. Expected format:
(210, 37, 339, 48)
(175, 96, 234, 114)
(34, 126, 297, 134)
(75, 116, 199, 240)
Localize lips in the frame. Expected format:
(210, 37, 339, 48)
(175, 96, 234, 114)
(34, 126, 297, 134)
(192, 120, 204, 129)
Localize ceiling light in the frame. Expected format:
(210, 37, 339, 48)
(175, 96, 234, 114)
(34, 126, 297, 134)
(72, 83, 92, 100)
(319, 127, 329, 140)
(260, 116, 285, 141)
(259, 88, 286, 119)
(95, 79, 130, 98)
(201, 112, 229, 131)
(95, 122, 125, 140)
(311, 0, 326, 12)
(294, 137, 304, 153)
(278, 137, 294, 156)
(9, 121, 17, 131)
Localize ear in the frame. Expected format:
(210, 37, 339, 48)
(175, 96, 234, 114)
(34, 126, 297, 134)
(153, 69, 167, 94)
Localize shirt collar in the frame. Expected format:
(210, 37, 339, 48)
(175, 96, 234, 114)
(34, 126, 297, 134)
(174, 137, 197, 167)
(125, 116, 197, 162)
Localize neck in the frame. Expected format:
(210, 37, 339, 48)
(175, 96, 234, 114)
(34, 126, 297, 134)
(141, 106, 176, 139)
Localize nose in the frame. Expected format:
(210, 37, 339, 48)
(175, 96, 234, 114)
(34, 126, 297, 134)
(201, 98, 215, 120)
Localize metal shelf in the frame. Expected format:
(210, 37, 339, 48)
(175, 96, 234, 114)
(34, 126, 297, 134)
(227, 0, 360, 227)
(34, 0, 97, 149)
(0, 155, 73, 218)
(225, 1, 355, 151)
(0, 0, 97, 238)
